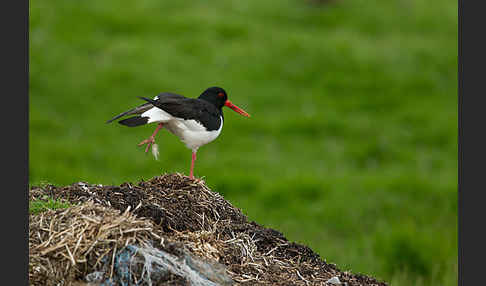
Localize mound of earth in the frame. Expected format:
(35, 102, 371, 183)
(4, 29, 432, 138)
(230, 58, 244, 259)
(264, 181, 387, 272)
(29, 173, 387, 286)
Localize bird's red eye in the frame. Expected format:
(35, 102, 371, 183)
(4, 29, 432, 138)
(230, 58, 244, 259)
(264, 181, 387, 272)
(218, 92, 224, 98)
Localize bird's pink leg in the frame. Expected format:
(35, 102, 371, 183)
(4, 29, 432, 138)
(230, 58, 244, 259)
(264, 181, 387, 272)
(138, 123, 163, 153)
(189, 151, 197, 179)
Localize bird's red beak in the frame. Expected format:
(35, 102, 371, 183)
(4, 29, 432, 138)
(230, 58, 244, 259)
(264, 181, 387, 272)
(225, 100, 250, 117)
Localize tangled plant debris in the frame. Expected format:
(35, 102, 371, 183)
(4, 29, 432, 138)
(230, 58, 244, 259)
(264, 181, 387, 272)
(29, 173, 388, 286)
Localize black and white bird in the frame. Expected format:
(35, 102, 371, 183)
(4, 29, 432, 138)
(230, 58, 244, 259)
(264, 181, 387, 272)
(106, 87, 250, 179)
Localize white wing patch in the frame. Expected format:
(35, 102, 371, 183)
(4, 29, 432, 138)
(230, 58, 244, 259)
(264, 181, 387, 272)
(141, 107, 173, 123)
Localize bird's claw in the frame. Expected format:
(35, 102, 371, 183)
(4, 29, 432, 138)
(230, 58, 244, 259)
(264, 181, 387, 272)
(138, 137, 155, 153)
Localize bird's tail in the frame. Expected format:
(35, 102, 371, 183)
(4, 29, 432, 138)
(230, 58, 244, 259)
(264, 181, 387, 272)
(106, 102, 153, 124)
(118, 116, 150, 127)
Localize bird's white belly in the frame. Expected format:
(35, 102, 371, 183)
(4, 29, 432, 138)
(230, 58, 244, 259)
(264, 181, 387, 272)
(164, 117, 223, 151)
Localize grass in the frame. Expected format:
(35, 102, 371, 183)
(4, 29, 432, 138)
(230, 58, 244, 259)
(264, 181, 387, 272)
(29, 198, 71, 215)
(29, 0, 457, 285)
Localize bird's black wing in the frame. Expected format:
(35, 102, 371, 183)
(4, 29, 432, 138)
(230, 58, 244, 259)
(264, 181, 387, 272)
(138, 96, 222, 131)
(106, 92, 186, 124)
(155, 92, 187, 101)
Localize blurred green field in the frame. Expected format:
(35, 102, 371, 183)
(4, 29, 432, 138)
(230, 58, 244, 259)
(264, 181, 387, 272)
(29, 0, 457, 285)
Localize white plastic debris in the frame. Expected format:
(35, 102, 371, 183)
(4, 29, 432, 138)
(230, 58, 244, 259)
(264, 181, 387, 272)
(133, 243, 225, 286)
(326, 276, 342, 285)
(86, 243, 233, 286)
(85, 271, 104, 283)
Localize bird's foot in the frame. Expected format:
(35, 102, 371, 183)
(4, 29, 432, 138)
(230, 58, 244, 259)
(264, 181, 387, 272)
(138, 136, 155, 153)
(188, 175, 205, 185)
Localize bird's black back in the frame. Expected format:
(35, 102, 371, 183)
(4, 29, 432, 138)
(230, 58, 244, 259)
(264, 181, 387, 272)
(139, 94, 224, 131)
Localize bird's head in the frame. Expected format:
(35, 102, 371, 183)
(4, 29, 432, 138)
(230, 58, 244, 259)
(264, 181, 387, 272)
(199, 87, 250, 117)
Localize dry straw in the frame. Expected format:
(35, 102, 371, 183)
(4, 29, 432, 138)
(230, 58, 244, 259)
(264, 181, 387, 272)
(29, 202, 164, 285)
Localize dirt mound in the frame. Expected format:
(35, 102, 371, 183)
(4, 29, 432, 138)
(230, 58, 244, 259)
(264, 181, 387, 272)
(29, 173, 388, 286)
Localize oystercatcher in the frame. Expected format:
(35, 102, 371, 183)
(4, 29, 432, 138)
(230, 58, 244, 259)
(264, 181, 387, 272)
(107, 87, 250, 179)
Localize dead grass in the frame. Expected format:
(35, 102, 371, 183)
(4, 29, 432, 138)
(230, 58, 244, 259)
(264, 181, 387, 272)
(29, 202, 165, 285)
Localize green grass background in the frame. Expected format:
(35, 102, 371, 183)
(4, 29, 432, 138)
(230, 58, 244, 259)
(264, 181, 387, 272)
(29, 0, 457, 284)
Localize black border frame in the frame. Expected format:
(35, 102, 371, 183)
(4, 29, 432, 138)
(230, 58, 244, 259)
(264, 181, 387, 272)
(458, 0, 484, 285)
(3, 0, 29, 284)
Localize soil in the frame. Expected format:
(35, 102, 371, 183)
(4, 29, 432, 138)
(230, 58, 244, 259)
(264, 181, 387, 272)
(29, 173, 388, 286)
